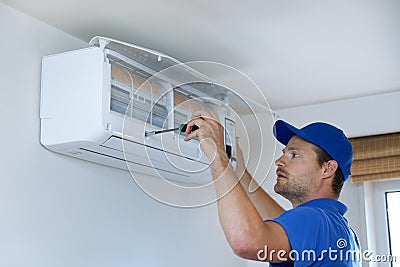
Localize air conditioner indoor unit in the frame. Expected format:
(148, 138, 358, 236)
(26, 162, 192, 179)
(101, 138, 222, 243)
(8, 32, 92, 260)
(40, 36, 248, 185)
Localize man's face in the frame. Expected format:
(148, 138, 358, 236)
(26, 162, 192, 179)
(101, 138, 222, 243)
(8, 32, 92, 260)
(274, 136, 323, 205)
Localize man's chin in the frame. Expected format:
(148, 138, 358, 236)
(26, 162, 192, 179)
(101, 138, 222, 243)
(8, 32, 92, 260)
(273, 181, 284, 195)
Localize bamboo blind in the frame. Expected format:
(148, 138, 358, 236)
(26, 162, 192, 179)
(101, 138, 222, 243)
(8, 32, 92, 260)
(349, 132, 400, 182)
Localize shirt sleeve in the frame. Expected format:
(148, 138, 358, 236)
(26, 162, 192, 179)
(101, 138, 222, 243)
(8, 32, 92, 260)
(267, 206, 329, 262)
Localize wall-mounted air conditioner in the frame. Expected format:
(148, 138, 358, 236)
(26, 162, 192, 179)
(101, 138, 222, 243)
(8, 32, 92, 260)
(40, 36, 243, 185)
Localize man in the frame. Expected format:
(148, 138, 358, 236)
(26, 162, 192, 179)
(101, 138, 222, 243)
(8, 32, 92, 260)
(184, 112, 360, 266)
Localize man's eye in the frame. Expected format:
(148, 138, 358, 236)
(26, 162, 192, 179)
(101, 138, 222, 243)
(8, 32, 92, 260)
(291, 152, 299, 158)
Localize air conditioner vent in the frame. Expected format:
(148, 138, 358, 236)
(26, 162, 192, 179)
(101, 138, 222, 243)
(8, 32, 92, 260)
(110, 85, 168, 128)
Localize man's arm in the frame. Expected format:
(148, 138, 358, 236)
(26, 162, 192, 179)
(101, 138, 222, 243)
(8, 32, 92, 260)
(237, 169, 285, 220)
(184, 112, 291, 262)
(235, 142, 285, 220)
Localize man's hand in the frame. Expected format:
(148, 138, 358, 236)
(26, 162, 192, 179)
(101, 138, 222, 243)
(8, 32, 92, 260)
(183, 110, 227, 163)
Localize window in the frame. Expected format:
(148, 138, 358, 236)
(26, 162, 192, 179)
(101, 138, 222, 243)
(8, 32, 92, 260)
(386, 191, 400, 267)
(369, 179, 400, 266)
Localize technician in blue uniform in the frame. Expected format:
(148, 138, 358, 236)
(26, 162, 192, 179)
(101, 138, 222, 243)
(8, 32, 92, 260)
(184, 111, 360, 266)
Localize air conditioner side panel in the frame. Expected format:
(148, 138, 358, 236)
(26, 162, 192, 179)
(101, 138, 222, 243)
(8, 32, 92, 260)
(40, 47, 108, 149)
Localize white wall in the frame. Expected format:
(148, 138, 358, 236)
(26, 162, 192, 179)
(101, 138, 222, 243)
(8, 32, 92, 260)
(0, 4, 245, 267)
(274, 91, 400, 266)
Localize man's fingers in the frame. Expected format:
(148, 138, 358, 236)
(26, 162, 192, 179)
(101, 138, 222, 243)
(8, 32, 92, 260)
(185, 117, 207, 134)
(183, 110, 222, 142)
(184, 130, 198, 141)
(184, 118, 203, 141)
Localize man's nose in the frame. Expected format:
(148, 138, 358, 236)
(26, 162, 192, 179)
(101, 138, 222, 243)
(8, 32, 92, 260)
(275, 155, 285, 167)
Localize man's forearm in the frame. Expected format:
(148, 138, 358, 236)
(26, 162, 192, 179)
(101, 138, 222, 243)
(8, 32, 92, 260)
(237, 169, 285, 220)
(210, 152, 270, 255)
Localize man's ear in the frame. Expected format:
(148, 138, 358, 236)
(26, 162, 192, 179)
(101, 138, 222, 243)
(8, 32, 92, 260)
(322, 160, 339, 179)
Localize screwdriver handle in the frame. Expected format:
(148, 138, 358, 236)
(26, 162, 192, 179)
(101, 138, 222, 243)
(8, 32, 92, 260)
(179, 123, 199, 133)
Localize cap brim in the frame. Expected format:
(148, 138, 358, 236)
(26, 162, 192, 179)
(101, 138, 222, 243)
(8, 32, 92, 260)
(273, 120, 317, 146)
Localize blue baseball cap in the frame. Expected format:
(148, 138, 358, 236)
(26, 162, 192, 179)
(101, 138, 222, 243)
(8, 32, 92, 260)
(273, 120, 353, 181)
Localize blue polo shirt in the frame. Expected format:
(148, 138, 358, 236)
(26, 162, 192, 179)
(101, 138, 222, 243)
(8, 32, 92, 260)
(268, 198, 360, 266)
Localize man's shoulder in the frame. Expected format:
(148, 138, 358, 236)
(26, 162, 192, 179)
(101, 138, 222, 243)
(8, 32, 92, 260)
(279, 202, 328, 220)
(272, 198, 346, 227)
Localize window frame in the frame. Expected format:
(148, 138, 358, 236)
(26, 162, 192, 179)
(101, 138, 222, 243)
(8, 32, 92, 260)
(369, 179, 400, 267)
(385, 190, 400, 267)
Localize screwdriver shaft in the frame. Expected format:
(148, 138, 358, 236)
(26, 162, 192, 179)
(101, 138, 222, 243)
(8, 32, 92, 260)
(145, 123, 198, 137)
(145, 128, 178, 136)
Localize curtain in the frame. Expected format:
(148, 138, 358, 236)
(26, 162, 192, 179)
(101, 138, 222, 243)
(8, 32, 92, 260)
(349, 132, 400, 182)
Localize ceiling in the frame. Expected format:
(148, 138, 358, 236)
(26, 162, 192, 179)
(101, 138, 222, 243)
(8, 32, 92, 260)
(3, 0, 400, 109)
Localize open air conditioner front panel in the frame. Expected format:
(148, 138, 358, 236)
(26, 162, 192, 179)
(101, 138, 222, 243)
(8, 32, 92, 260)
(40, 37, 240, 184)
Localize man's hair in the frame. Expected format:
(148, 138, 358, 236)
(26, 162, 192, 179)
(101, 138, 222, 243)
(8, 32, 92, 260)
(313, 146, 344, 198)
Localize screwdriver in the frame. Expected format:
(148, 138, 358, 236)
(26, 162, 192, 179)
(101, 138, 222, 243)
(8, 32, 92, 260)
(145, 123, 199, 137)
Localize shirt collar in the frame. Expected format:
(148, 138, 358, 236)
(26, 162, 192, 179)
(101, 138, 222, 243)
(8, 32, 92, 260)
(298, 198, 348, 215)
